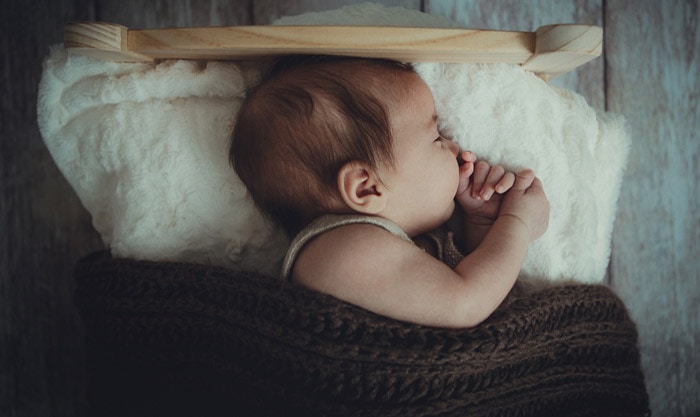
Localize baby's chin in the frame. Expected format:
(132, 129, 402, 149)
(417, 201, 455, 235)
(442, 203, 457, 227)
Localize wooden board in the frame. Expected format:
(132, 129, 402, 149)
(605, 0, 700, 414)
(251, 0, 421, 25)
(62, 22, 602, 80)
(94, 0, 253, 27)
(429, 0, 698, 414)
(1, 0, 102, 416)
(425, 0, 606, 110)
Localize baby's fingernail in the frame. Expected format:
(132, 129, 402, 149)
(482, 191, 492, 200)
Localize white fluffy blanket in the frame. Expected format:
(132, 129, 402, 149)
(37, 3, 629, 283)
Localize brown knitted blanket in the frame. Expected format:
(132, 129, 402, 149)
(74, 252, 649, 417)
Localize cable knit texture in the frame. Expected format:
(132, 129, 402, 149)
(75, 252, 649, 417)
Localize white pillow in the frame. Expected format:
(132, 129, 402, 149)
(37, 3, 629, 283)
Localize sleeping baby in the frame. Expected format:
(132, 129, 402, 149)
(230, 55, 549, 328)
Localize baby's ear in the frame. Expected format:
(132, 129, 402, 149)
(337, 161, 387, 214)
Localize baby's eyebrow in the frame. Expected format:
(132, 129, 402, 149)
(428, 113, 438, 128)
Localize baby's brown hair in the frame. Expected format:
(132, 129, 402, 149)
(230, 56, 416, 236)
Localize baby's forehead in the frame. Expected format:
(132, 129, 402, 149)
(387, 77, 438, 131)
(389, 74, 435, 108)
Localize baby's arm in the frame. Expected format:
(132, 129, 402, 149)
(292, 169, 549, 328)
(453, 169, 549, 323)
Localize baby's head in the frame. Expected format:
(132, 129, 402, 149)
(231, 56, 419, 236)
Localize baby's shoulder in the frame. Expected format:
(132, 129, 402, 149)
(292, 223, 417, 286)
(306, 222, 410, 260)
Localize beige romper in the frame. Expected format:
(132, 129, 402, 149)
(281, 214, 464, 279)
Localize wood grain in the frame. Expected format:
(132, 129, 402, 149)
(66, 23, 535, 62)
(95, 0, 253, 27)
(64, 22, 152, 62)
(523, 24, 602, 80)
(2, 0, 101, 416)
(2, 1, 256, 416)
(428, 1, 697, 415)
(606, 0, 700, 415)
(63, 22, 601, 79)
(425, 0, 605, 109)
(252, 0, 422, 25)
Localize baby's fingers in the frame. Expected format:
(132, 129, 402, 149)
(459, 151, 477, 165)
(511, 169, 536, 191)
(495, 172, 515, 194)
(457, 160, 474, 196)
(471, 161, 490, 198)
(479, 165, 506, 200)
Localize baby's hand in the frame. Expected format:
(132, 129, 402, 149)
(499, 170, 550, 241)
(456, 151, 515, 223)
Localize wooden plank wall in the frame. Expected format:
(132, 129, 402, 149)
(1, 0, 697, 416)
(605, 1, 699, 414)
(3, 2, 101, 416)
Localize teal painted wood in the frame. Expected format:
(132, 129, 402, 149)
(96, 0, 253, 27)
(606, 0, 700, 415)
(252, 0, 421, 24)
(425, 0, 605, 110)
